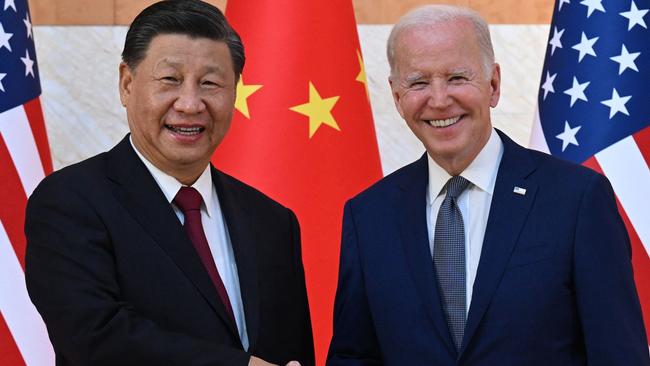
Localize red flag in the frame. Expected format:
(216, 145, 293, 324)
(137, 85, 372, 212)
(0, 1, 55, 364)
(216, 1, 383, 363)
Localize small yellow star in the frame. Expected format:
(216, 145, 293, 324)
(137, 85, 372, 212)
(289, 82, 340, 138)
(356, 49, 368, 86)
(235, 77, 262, 119)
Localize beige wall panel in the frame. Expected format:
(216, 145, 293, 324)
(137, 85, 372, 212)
(470, 0, 554, 24)
(115, 0, 226, 24)
(29, 0, 114, 25)
(353, 0, 470, 24)
(30, 0, 554, 25)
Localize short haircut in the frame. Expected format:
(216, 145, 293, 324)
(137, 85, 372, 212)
(387, 5, 495, 78)
(121, 0, 245, 80)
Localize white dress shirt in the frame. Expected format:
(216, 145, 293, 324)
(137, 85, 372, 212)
(426, 129, 504, 315)
(130, 138, 249, 350)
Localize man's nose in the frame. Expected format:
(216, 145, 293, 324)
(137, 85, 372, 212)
(427, 81, 451, 109)
(173, 83, 206, 114)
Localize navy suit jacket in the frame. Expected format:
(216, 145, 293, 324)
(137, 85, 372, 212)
(327, 130, 648, 365)
(25, 136, 314, 366)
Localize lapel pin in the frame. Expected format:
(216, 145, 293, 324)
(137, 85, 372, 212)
(513, 186, 527, 195)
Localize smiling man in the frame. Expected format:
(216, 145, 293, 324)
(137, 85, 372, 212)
(327, 5, 649, 366)
(24, 1, 313, 366)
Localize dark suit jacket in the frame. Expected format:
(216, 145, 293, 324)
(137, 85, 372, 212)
(25, 135, 314, 366)
(327, 130, 649, 365)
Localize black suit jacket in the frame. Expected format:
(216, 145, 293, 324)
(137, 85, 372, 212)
(25, 136, 314, 366)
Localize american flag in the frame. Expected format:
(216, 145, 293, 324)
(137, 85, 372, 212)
(0, 0, 55, 364)
(530, 0, 650, 342)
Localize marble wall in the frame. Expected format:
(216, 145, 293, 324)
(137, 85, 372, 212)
(34, 24, 550, 176)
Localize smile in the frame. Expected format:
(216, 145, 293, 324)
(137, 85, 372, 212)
(165, 125, 205, 136)
(426, 116, 461, 128)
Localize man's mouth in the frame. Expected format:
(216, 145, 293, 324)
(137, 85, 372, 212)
(165, 125, 205, 136)
(425, 116, 461, 128)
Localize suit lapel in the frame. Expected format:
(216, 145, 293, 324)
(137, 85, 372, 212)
(460, 131, 539, 355)
(106, 136, 239, 338)
(397, 154, 457, 356)
(212, 169, 261, 350)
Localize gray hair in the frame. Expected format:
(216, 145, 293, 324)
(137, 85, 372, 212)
(387, 5, 495, 78)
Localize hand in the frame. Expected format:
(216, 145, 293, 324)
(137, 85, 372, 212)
(248, 356, 301, 366)
(248, 356, 277, 366)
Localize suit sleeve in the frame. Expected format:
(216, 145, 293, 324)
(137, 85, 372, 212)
(24, 178, 251, 366)
(326, 200, 382, 366)
(573, 173, 650, 365)
(288, 210, 316, 366)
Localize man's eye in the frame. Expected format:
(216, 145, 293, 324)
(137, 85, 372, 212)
(202, 80, 218, 87)
(410, 81, 428, 88)
(449, 76, 467, 82)
(161, 76, 179, 83)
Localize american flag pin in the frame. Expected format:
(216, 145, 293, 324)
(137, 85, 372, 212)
(513, 186, 527, 195)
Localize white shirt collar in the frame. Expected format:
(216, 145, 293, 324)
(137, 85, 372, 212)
(129, 136, 215, 217)
(426, 128, 503, 205)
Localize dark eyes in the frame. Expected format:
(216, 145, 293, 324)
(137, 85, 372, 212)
(449, 75, 468, 82)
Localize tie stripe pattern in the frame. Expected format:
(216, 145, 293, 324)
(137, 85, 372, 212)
(433, 176, 470, 350)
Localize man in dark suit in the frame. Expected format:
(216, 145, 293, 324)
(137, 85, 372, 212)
(24, 1, 313, 365)
(327, 5, 649, 365)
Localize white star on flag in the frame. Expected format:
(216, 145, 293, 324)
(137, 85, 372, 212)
(620, 1, 649, 30)
(0, 72, 6, 92)
(3, 0, 16, 11)
(601, 88, 631, 119)
(0, 23, 13, 51)
(23, 13, 32, 39)
(556, 121, 582, 151)
(610, 44, 640, 75)
(549, 27, 565, 56)
(563, 77, 590, 107)
(559, 0, 571, 11)
(572, 32, 599, 62)
(20, 49, 34, 77)
(580, 0, 606, 18)
(541, 71, 557, 100)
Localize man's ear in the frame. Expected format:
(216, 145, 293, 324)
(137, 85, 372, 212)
(118, 62, 134, 107)
(389, 77, 406, 119)
(489, 63, 501, 108)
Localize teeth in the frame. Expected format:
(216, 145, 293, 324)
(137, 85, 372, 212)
(426, 116, 460, 127)
(166, 125, 203, 135)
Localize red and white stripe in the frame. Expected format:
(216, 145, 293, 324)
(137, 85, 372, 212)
(0, 101, 55, 365)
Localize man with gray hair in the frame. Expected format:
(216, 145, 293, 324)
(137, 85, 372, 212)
(327, 5, 648, 365)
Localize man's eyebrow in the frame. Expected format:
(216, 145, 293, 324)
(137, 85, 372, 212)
(404, 72, 425, 83)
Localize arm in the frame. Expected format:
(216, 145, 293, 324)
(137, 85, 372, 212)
(24, 178, 251, 366)
(573, 173, 650, 365)
(326, 201, 382, 366)
(288, 210, 316, 366)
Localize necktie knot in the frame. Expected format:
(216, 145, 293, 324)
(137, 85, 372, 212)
(445, 176, 470, 199)
(174, 186, 203, 212)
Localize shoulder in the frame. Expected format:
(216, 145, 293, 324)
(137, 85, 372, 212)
(212, 167, 295, 217)
(347, 155, 426, 209)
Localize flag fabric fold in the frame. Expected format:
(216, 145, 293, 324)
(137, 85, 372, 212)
(531, 0, 650, 343)
(216, 1, 383, 363)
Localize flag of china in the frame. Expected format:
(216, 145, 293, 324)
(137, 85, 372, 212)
(215, 0, 383, 363)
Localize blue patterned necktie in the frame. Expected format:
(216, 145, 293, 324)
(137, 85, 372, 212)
(434, 176, 470, 350)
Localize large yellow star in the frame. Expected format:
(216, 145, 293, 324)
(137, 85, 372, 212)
(235, 77, 262, 119)
(289, 82, 340, 138)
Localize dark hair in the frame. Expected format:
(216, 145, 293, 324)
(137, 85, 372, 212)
(121, 0, 245, 79)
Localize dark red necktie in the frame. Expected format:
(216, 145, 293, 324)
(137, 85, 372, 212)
(173, 186, 236, 324)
